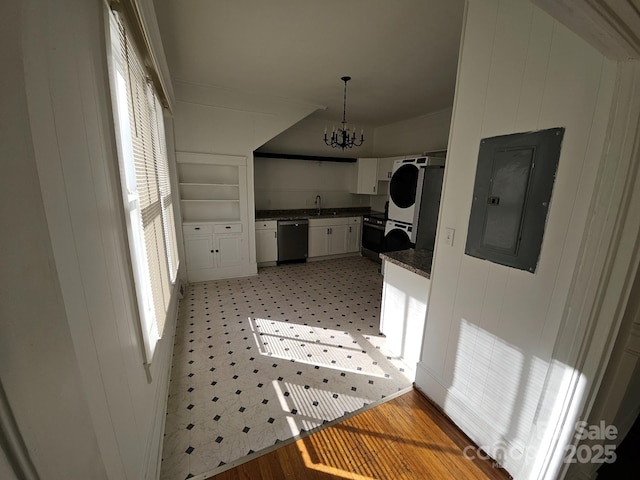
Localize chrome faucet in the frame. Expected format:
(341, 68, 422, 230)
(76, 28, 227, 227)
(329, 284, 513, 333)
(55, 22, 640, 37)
(315, 195, 322, 215)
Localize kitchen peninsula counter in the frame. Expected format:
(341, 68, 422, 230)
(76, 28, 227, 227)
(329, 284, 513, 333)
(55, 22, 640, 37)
(378, 248, 433, 372)
(380, 249, 433, 279)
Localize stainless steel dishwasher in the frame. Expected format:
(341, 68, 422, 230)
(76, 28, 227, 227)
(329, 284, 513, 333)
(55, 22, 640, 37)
(277, 219, 309, 264)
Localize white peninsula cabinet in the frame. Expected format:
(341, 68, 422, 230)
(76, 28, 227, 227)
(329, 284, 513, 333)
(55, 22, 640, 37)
(255, 220, 278, 265)
(379, 258, 430, 374)
(308, 216, 361, 258)
(177, 152, 254, 282)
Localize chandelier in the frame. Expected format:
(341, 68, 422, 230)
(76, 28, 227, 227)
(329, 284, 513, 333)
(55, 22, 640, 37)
(324, 76, 364, 149)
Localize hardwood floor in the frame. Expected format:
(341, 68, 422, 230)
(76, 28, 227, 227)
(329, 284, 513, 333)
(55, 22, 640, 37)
(208, 388, 511, 480)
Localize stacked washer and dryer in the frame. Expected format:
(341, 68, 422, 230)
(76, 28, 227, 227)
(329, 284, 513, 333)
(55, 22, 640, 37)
(384, 156, 446, 252)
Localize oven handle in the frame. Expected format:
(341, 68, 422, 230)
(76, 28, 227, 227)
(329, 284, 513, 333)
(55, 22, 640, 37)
(363, 222, 386, 231)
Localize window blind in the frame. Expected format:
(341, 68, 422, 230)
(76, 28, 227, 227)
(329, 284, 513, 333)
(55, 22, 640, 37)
(108, 8, 179, 363)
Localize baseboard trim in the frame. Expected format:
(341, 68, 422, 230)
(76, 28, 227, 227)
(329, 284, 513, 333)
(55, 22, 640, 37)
(187, 264, 257, 283)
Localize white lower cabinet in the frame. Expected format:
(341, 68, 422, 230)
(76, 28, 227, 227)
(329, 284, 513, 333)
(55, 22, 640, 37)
(328, 224, 348, 255)
(183, 222, 246, 281)
(216, 234, 243, 268)
(308, 216, 361, 258)
(184, 235, 215, 271)
(346, 217, 362, 253)
(308, 225, 330, 257)
(255, 220, 278, 263)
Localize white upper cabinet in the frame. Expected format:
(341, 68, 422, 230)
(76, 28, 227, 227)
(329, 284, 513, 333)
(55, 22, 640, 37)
(350, 157, 400, 195)
(350, 158, 379, 195)
(377, 157, 396, 181)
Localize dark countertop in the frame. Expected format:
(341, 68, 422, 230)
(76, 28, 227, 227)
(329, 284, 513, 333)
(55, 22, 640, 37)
(380, 249, 433, 279)
(255, 207, 371, 221)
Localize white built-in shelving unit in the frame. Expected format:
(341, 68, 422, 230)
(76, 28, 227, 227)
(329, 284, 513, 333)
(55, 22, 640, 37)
(176, 151, 253, 282)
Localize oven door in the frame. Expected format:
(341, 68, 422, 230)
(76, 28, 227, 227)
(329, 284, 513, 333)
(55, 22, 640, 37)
(362, 222, 385, 253)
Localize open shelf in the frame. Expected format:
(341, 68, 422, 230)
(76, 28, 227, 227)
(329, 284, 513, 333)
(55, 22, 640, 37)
(177, 163, 239, 185)
(179, 183, 239, 200)
(177, 156, 244, 223)
(180, 200, 240, 223)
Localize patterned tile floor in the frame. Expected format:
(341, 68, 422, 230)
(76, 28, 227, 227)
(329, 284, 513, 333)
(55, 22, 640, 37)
(160, 256, 413, 480)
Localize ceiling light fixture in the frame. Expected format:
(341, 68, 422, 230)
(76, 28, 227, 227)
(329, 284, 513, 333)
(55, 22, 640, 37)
(324, 76, 364, 150)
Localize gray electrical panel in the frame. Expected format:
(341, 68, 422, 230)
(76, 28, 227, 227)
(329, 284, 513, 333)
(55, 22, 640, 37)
(465, 127, 564, 273)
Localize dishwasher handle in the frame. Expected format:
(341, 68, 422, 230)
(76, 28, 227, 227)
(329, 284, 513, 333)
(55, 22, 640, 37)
(278, 219, 309, 227)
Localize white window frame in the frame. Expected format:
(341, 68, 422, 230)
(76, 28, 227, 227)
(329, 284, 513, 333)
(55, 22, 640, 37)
(106, 7, 178, 364)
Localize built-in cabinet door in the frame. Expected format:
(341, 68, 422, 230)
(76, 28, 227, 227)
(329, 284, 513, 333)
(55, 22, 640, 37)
(256, 228, 278, 263)
(308, 226, 329, 257)
(184, 236, 214, 270)
(215, 234, 243, 268)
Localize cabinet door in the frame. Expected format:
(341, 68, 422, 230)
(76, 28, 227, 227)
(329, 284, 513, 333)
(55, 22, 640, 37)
(184, 235, 214, 270)
(328, 224, 348, 255)
(352, 158, 378, 194)
(216, 234, 243, 268)
(256, 228, 277, 263)
(308, 226, 329, 257)
(346, 222, 362, 253)
(377, 157, 395, 181)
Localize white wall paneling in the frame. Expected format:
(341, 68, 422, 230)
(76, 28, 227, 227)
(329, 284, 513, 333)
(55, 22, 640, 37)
(569, 265, 640, 479)
(0, 443, 19, 480)
(1, 2, 107, 477)
(8, 0, 182, 478)
(541, 59, 640, 480)
(414, 0, 627, 477)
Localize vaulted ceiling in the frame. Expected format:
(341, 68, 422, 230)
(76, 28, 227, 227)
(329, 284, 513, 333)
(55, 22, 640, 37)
(152, 0, 465, 128)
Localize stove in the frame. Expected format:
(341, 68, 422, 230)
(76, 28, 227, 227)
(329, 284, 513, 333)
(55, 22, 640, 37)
(363, 212, 387, 226)
(361, 211, 387, 262)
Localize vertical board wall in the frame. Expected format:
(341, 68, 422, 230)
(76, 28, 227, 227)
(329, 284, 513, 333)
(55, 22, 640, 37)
(415, 0, 616, 476)
(10, 0, 180, 478)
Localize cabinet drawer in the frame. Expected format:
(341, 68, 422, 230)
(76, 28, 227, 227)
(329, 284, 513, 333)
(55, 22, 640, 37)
(255, 220, 277, 230)
(183, 224, 213, 235)
(309, 217, 349, 227)
(214, 223, 242, 234)
(348, 216, 362, 225)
